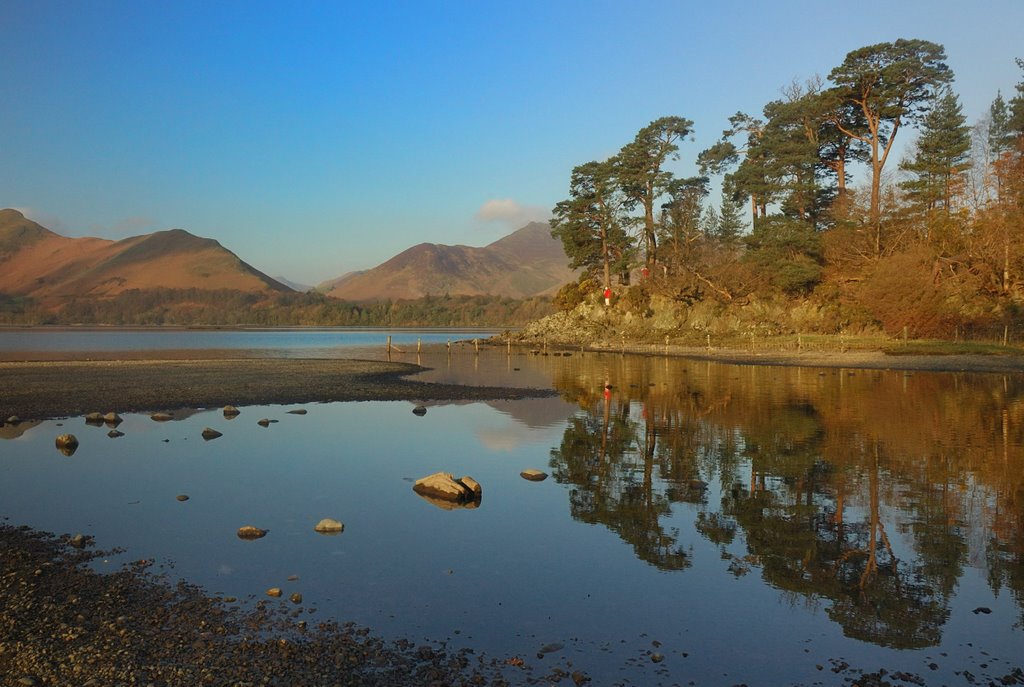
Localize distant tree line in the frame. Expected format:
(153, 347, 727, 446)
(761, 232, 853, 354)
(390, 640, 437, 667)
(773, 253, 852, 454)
(0, 289, 554, 327)
(551, 40, 1024, 340)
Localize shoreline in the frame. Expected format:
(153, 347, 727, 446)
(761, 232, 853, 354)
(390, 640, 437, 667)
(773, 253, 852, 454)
(0, 357, 554, 421)
(4, 343, 1024, 420)
(0, 523, 522, 687)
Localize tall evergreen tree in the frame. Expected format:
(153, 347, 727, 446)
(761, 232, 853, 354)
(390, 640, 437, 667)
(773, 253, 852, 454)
(713, 190, 748, 246)
(899, 87, 971, 211)
(617, 116, 695, 268)
(697, 113, 767, 222)
(550, 158, 633, 289)
(989, 92, 1013, 158)
(828, 39, 954, 257)
(1010, 58, 1024, 137)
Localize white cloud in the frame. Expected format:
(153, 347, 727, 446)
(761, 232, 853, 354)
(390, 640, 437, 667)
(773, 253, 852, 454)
(474, 198, 549, 230)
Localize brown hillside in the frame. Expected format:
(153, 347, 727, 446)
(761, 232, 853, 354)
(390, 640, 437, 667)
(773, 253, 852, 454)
(321, 221, 574, 301)
(0, 209, 290, 306)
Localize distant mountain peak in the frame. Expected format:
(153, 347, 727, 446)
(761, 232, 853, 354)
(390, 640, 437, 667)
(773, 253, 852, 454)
(319, 222, 574, 302)
(0, 209, 292, 305)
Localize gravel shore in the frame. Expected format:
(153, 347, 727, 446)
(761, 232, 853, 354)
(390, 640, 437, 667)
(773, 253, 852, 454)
(0, 358, 554, 421)
(0, 524, 524, 687)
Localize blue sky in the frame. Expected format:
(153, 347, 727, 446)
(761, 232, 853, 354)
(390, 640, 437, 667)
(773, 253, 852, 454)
(2, 1, 1022, 285)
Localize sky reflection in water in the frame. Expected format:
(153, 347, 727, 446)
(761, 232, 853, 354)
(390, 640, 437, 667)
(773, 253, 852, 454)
(3, 347, 1024, 685)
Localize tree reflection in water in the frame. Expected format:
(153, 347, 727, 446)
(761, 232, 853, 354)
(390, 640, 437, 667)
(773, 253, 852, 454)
(546, 354, 1024, 648)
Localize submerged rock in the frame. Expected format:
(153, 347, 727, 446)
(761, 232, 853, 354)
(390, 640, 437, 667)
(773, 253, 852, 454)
(176, 494, 189, 502)
(287, 409, 307, 415)
(314, 518, 345, 534)
(412, 405, 427, 416)
(151, 412, 173, 422)
(223, 405, 240, 417)
(237, 526, 267, 540)
(107, 429, 125, 438)
(257, 418, 271, 427)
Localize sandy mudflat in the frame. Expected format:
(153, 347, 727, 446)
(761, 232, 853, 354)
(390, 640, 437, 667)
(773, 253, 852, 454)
(0, 357, 553, 421)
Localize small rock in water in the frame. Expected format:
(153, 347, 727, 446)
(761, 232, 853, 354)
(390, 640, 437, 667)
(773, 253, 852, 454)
(972, 607, 992, 614)
(538, 642, 564, 655)
(237, 525, 268, 540)
(257, 418, 271, 427)
(176, 494, 189, 502)
(201, 427, 222, 440)
(314, 518, 345, 534)
(287, 408, 308, 415)
(412, 472, 482, 506)
(84, 412, 105, 424)
(103, 412, 122, 424)
(222, 405, 240, 417)
(55, 434, 79, 456)
(520, 469, 548, 482)
(651, 652, 665, 663)
(151, 412, 173, 422)
(290, 593, 303, 604)
(68, 533, 88, 549)
(107, 429, 125, 438)
(266, 588, 283, 598)
(412, 405, 427, 416)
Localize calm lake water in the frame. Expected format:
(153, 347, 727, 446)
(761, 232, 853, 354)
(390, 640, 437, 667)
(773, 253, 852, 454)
(2, 330, 1024, 685)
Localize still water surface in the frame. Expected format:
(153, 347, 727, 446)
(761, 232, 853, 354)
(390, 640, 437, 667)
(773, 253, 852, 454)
(2, 331, 1023, 685)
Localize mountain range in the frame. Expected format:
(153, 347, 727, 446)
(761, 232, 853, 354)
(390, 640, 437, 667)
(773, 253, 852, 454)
(0, 209, 572, 307)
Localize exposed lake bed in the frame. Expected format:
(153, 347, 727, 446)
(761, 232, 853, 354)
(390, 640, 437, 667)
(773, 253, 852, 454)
(2, 330, 1024, 685)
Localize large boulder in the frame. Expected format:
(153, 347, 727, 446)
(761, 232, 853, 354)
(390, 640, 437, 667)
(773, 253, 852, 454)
(413, 472, 482, 508)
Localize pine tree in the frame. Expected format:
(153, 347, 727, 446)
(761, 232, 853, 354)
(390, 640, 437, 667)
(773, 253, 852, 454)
(713, 190, 747, 246)
(899, 87, 971, 211)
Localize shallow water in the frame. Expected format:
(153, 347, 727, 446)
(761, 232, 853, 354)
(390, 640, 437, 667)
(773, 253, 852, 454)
(3, 343, 1024, 685)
